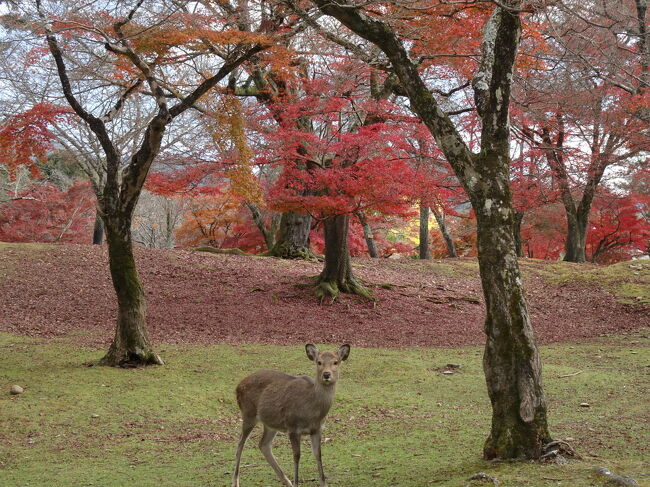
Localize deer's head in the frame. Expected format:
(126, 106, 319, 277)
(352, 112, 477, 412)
(306, 344, 350, 386)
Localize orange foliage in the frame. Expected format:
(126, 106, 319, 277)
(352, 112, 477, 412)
(174, 192, 247, 248)
(205, 95, 264, 205)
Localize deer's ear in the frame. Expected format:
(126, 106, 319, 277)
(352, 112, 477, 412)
(306, 344, 319, 361)
(337, 344, 350, 362)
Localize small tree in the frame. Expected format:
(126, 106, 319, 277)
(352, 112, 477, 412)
(29, 0, 287, 366)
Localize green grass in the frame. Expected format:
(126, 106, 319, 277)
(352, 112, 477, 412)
(1, 332, 649, 487)
(518, 259, 650, 305)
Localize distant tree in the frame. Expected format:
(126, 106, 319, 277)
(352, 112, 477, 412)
(515, 0, 649, 262)
(0, 180, 95, 243)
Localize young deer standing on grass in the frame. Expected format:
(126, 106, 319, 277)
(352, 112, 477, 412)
(232, 344, 350, 487)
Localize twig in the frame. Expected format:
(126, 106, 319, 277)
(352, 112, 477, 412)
(558, 370, 582, 378)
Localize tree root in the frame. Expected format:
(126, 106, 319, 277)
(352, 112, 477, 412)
(539, 439, 581, 464)
(97, 347, 164, 368)
(193, 246, 250, 256)
(314, 277, 374, 303)
(261, 244, 319, 261)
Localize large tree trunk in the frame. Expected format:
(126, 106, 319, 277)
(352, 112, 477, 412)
(92, 209, 104, 245)
(474, 154, 550, 459)
(431, 206, 458, 258)
(419, 204, 431, 259)
(355, 211, 378, 258)
(99, 215, 163, 367)
(266, 211, 314, 259)
(315, 214, 370, 300)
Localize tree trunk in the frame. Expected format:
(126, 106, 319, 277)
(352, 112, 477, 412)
(246, 202, 276, 251)
(419, 204, 431, 259)
(514, 211, 524, 258)
(563, 212, 587, 262)
(355, 211, 378, 258)
(431, 206, 458, 258)
(164, 201, 174, 249)
(315, 214, 371, 300)
(99, 216, 163, 367)
(474, 154, 550, 460)
(266, 211, 314, 259)
(92, 209, 104, 245)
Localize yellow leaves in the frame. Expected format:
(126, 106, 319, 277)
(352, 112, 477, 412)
(205, 95, 264, 205)
(224, 96, 264, 205)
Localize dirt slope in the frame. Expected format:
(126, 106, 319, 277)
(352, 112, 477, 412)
(0, 243, 647, 348)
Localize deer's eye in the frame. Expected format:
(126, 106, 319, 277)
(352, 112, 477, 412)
(333, 361, 338, 365)
(317, 361, 322, 366)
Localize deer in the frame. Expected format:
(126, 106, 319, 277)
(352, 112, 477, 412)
(232, 343, 351, 487)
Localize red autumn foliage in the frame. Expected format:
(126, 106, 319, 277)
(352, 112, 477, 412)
(0, 180, 95, 243)
(0, 103, 72, 179)
(586, 193, 650, 263)
(263, 65, 420, 222)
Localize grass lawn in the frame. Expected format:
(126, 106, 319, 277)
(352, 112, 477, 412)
(1, 331, 648, 487)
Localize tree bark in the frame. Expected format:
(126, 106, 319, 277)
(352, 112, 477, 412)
(563, 212, 588, 262)
(431, 206, 458, 258)
(315, 214, 371, 300)
(355, 211, 378, 258)
(266, 211, 314, 259)
(99, 215, 163, 366)
(473, 154, 550, 459)
(92, 209, 104, 245)
(419, 204, 431, 259)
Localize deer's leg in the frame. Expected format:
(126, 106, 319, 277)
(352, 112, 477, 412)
(259, 426, 292, 487)
(232, 417, 256, 487)
(310, 430, 327, 487)
(289, 431, 301, 486)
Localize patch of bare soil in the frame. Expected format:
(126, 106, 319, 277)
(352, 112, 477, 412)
(0, 244, 647, 348)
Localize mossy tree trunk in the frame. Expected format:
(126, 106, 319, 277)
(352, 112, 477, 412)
(315, 214, 371, 300)
(100, 214, 162, 366)
(312, 0, 551, 459)
(266, 211, 314, 259)
(473, 152, 550, 459)
(564, 212, 588, 262)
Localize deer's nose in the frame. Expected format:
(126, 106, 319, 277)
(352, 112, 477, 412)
(323, 372, 332, 380)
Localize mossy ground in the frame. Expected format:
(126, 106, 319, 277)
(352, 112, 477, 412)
(1, 331, 648, 487)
